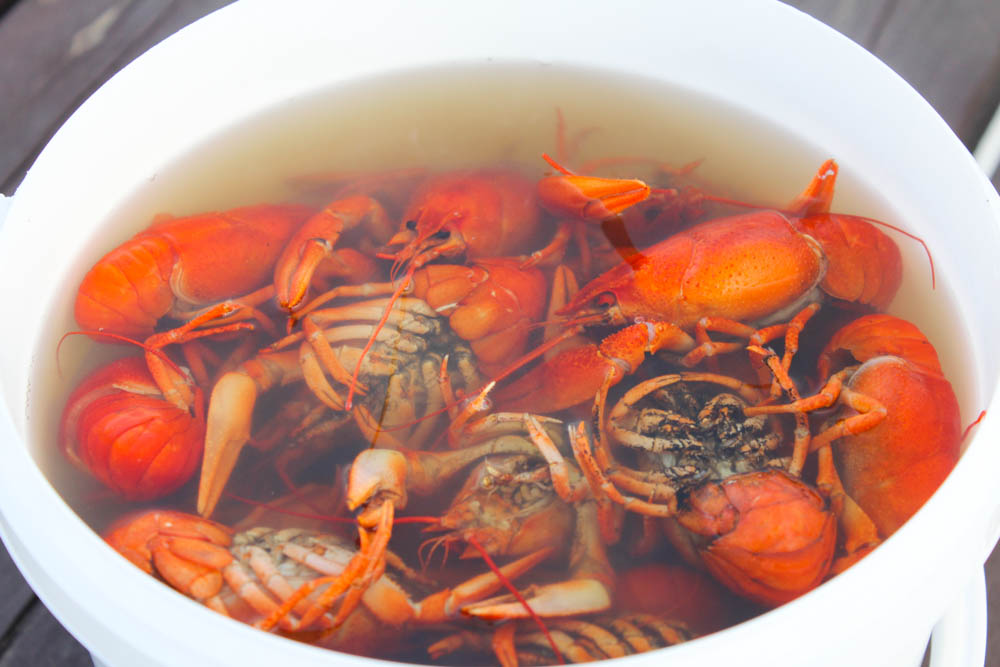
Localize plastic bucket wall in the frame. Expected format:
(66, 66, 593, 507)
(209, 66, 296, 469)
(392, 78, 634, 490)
(0, 2, 998, 666)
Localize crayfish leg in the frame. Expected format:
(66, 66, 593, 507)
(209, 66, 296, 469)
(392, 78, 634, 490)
(260, 501, 395, 632)
(462, 578, 612, 620)
(273, 195, 390, 312)
(416, 546, 555, 624)
(814, 446, 880, 573)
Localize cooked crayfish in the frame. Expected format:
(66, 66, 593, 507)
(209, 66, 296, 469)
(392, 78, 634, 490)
(378, 169, 541, 274)
(74, 194, 396, 336)
(58, 124, 967, 667)
(296, 257, 548, 376)
(67, 194, 397, 497)
(755, 313, 961, 538)
(197, 295, 482, 517)
(59, 355, 205, 500)
(342, 404, 637, 638)
(104, 509, 552, 655)
(568, 373, 838, 606)
(349, 160, 658, 406)
(345, 414, 616, 620)
(495, 159, 904, 418)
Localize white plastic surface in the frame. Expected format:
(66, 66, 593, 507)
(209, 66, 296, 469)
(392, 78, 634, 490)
(974, 101, 1000, 175)
(0, 2, 997, 666)
(929, 568, 988, 666)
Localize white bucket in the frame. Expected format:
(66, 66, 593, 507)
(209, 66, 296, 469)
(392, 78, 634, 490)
(0, 1, 998, 666)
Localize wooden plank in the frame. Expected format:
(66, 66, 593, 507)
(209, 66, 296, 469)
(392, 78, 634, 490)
(783, 0, 895, 49)
(868, 0, 1000, 148)
(0, 0, 19, 19)
(989, 545, 1000, 667)
(0, 0, 166, 193)
(0, 547, 35, 638)
(0, 601, 92, 667)
(0, 0, 232, 195)
(789, 0, 1000, 149)
(108, 0, 234, 71)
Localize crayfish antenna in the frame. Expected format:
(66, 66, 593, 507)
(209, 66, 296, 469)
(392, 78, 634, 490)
(459, 539, 566, 665)
(962, 410, 987, 442)
(58, 328, 214, 414)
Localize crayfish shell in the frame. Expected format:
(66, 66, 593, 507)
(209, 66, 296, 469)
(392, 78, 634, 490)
(59, 357, 204, 501)
(673, 469, 836, 607)
(834, 355, 961, 537)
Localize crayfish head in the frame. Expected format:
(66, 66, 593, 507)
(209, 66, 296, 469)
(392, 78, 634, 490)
(556, 288, 624, 329)
(436, 456, 574, 561)
(556, 255, 643, 328)
(378, 172, 490, 273)
(379, 217, 466, 280)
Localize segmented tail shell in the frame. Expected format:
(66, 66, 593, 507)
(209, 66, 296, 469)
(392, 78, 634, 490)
(817, 313, 942, 379)
(60, 356, 204, 500)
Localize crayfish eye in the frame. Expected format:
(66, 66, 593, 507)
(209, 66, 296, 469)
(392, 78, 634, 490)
(405, 219, 418, 231)
(431, 230, 450, 240)
(595, 292, 617, 310)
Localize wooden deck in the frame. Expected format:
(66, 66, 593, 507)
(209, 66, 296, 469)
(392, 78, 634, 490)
(1, 0, 999, 664)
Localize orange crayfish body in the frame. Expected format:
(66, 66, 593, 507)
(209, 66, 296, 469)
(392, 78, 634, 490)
(496, 206, 902, 415)
(562, 208, 901, 329)
(381, 169, 540, 270)
(673, 469, 836, 607)
(836, 358, 960, 537)
(75, 203, 313, 338)
(818, 314, 961, 537)
(346, 170, 545, 403)
(59, 356, 204, 501)
(407, 257, 547, 373)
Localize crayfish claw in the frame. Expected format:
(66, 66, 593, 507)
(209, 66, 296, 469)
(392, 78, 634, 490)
(346, 449, 409, 517)
(462, 578, 611, 620)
